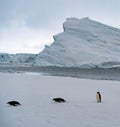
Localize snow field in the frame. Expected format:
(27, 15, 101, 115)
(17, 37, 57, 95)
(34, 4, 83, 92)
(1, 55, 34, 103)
(0, 73, 120, 127)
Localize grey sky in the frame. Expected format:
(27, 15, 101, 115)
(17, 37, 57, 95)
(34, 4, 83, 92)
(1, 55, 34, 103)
(0, 0, 120, 53)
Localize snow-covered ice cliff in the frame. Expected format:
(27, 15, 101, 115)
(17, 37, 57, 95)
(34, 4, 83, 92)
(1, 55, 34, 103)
(0, 53, 36, 65)
(35, 17, 120, 68)
(1, 17, 120, 68)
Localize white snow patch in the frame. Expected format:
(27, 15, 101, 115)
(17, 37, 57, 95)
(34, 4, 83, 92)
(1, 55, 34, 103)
(0, 73, 120, 127)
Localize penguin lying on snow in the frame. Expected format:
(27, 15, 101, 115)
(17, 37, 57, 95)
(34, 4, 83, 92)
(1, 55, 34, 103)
(7, 101, 21, 106)
(53, 98, 66, 103)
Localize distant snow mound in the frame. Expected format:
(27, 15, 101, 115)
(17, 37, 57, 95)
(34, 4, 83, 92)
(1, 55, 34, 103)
(0, 53, 12, 63)
(0, 53, 36, 65)
(35, 17, 120, 68)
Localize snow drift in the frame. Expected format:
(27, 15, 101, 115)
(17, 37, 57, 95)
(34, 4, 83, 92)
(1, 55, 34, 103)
(35, 17, 120, 68)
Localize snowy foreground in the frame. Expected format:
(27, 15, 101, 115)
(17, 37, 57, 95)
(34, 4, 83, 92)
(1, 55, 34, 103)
(0, 73, 120, 127)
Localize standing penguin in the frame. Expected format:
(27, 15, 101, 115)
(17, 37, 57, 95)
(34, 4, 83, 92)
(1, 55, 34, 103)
(96, 92, 102, 102)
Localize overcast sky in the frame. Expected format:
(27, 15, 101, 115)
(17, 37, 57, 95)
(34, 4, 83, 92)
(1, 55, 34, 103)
(1, 0, 120, 54)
